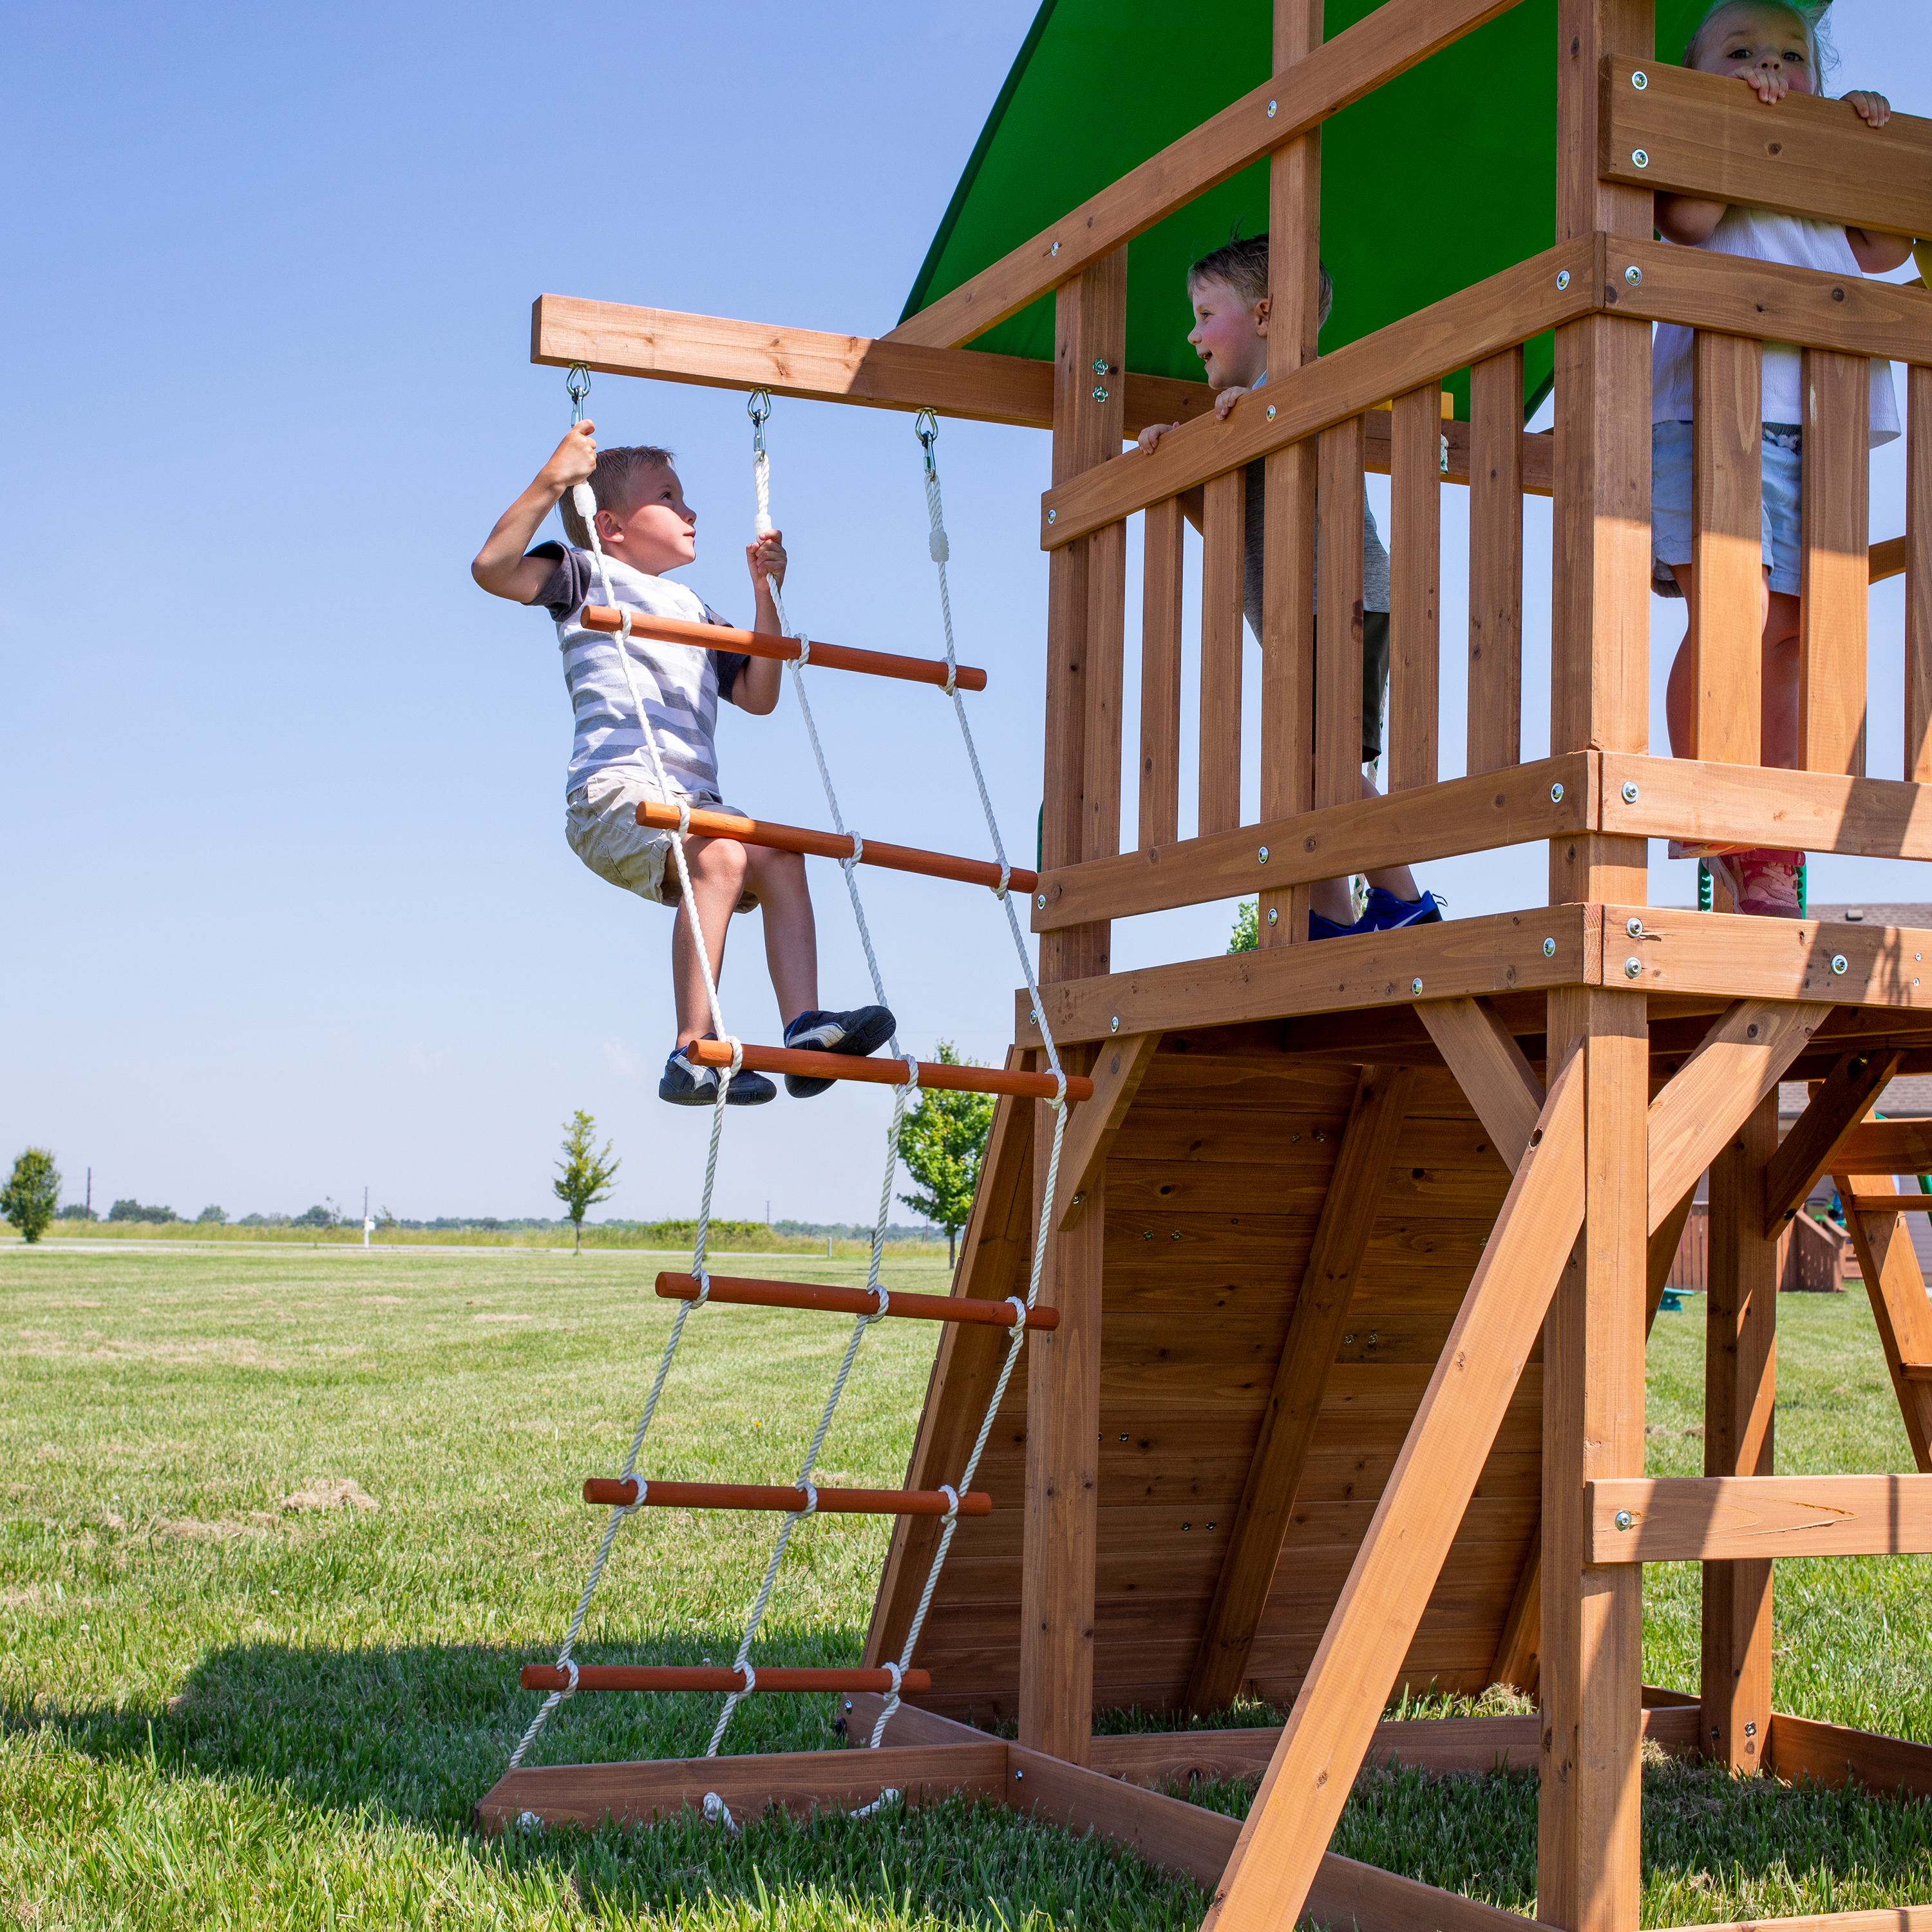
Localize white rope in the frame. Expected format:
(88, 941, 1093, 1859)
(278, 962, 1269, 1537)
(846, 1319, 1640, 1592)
(507, 464, 743, 1774)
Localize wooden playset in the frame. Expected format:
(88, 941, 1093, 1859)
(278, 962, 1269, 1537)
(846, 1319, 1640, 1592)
(479, 3, 1932, 1927)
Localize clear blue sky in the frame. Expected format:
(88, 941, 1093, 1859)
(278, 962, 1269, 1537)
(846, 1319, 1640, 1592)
(2, 3, 1923, 1226)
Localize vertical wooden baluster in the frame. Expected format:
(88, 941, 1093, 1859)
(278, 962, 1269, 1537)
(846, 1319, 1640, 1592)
(1139, 499, 1184, 849)
(1083, 518, 1126, 864)
(1388, 386, 1441, 794)
(1799, 348, 1871, 776)
(1262, 0, 1321, 946)
(1200, 468, 1245, 835)
(1690, 331, 1765, 764)
(1316, 419, 1365, 816)
(1908, 365, 1932, 781)
(1468, 348, 1524, 775)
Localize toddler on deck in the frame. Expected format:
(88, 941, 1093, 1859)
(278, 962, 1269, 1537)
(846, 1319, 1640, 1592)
(1654, 0, 1909, 915)
(1136, 236, 1441, 941)
(472, 421, 894, 1105)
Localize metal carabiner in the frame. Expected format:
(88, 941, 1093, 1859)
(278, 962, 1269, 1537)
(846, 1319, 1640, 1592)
(747, 388, 772, 458)
(914, 408, 939, 474)
(566, 363, 591, 424)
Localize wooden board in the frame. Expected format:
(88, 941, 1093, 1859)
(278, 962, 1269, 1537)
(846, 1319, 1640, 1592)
(1588, 1474, 1932, 1562)
(1768, 1712, 1932, 1802)
(1608, 909, 1931, 1012)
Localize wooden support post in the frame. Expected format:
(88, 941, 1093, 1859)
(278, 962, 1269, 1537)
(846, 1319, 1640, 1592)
(1019, 249, 1126, 1765)
(1388, 383, 1442, 794)
(1835, 1182, 1932, 1473)
(1184, 1063, 1416, 1715)
(1909, 365, 1932, 782)
(1203, 1050, 1587, 1932)
(1260, 0, 1323, 945)
(1690, 332, 1765, 764)
(1701, 1090, 1778, 1771)
(1200, 470, 1246, 836)
(1468, 347, 1524, 775)
(1084, 519, 1127, 868)
(1316, 418, 1367, 819)
(1539, 988, 1648, 1932)
(1139, 497, 1184, 849)
(1799, 349, 1871, 777)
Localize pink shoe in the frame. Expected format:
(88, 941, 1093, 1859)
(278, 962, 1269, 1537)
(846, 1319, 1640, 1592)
(1709, 849, 1803, 918)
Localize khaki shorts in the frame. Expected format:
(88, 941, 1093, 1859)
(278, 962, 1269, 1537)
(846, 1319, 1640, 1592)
(565, 771, 758, 909)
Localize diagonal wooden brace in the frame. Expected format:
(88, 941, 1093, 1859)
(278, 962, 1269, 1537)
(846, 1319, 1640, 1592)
(1056, 1032, 1161, 1229)
(1763, 1049, 1904, 1235)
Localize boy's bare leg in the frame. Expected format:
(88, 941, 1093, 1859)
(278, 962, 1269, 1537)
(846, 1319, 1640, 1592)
(1663, 562, 1799, 767)
(670, 838, 822, 1050)
(745, 844, 819, 1025)
(1311, 772, 1421, 922)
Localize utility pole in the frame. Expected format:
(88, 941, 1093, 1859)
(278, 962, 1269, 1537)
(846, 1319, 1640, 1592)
(85, 1168, 91, 1217)
(363, 1185, 373, 1248)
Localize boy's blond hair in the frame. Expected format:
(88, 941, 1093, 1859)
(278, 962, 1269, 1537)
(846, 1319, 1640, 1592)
(1685, 1, 1833, 80)
(558, 444, 677, 549)
(1186, 234, 1334, 332)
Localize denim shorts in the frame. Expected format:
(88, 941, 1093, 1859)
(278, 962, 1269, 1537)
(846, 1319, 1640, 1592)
(1651, 419, 1803, 600)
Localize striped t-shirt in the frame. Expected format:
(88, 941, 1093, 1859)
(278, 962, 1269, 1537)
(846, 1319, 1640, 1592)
(528, 544, 748, 800)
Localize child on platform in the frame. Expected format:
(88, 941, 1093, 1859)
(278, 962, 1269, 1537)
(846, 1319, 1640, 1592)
(1654, 1, 1908, 915)
(473, 421, 894, 1105)
(1135, 236, 1441, 940)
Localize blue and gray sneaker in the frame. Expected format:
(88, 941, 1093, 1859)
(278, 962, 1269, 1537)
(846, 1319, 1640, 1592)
(659, 1038, 776, 1107)
(781, 1005, 898, 1098)
(1359, 886, 1444, 931)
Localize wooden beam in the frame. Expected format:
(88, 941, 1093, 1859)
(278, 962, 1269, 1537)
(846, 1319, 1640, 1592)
(1032, 752, 1593, 931)
(1654, 1911, 1932, 1932)
(1688, 331, 1765, 765)
(1646, 1001, 1833, 1234)
(1139, 498, 1184, 849)
(1018, 905, 1595, 1048)
(1202, 1047, 1586, 1932)
(1701, 1090, 1778, 1772)
(1200, 469, 1245, 837)
(1387, 386, 1444, 794)
(1768, 1712, 1932, 1803)
(1041, 239, 1598, 547)
(1056, 1032, 1160, 1229)
(1591, 1473, 1932, 1562)
(1468, 348, 1525, 776)
(475, 1741, 1009, 1834)
(1909, 368, 1932, 781)
(1834, 1179, 1932, 1472)
(1368, 403, 1557, 495)
(1763, 1050, 1904, 1234)
(1801, 349, 1873, 779)
(1417, 997, 1545, 1171)
(529, 293, 1211, 436)
(886, 0, 1531, 353)
(1184, 1064, 1417, 1716)
(1599, 56, 1932, 241)
(1836, 1119, 1932, 1171)
(1850, 1191, 1932, 1212)
(1317, 417, 1368, 813)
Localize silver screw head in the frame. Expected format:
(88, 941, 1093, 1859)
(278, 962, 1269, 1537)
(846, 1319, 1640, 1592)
(1632, 69, 1648, 89)
(1110, 1015, 1120, 1033)
(1265, 402, 1276, 421)
(1046, 508, 1056, 524)
(1028, 1008, 1038, 1023)
(1410, 978, 1424, 996)
(1625, 956, 1643, 980)
(1632, 148, 1650, 169)
(1266, 99, 1278, 117)
(1621, 780, 1640, 803)
(1266, 907, 1279, 925)
(1070, 1190, 1086, 1207)
(1543, 936, 1557, 958)
(1615, 1509, 1634, 1531)
(1831, 953, 1850, 975)
(1048, 242, 1059, 257)
(1627, 916, 1644, 938)
(1257, 845, 1270, 864)
(1625, 265, 1643, 286)
(1036, 893, 1046, 908)
(1092, 357, 1108, 375)
(1091, 384, 1110, 402)
(1556, 269, 1571, 292)
(1550, 781, 1564, 802)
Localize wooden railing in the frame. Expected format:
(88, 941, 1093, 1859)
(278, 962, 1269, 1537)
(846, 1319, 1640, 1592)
(1029, 225, 1932, 940)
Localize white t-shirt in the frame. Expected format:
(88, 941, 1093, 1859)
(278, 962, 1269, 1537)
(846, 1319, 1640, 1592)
(1652, 206, 1899, 441)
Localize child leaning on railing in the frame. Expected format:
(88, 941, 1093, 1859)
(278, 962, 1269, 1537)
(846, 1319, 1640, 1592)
(1654, 0, 1911, 917)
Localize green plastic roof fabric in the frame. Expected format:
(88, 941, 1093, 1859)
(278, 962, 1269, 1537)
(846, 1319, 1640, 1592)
(905, 0, 1709, 422)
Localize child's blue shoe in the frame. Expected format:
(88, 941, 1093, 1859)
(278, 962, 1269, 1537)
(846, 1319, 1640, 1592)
(660, 1040, 776, 1106)
(781, 1005, 897, 1098)
(1359, 887, 1443, 931)
(1308, 910, 1358, 942)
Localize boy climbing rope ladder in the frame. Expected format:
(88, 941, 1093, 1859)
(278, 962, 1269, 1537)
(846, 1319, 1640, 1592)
(472, 417, 893, 1104)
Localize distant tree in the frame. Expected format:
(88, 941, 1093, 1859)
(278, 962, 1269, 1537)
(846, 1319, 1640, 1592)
(553, 1110, 620, 1253)
(292, 1203, 336, 1229)
(108, 1199, 177, 1224)
(55, 1202, 97, 1222)
(195, 1204, 227, 1224)
(1228, 900, 1259, 952)
(2, 1149, 61, 1244)
(894, 1042, 995, 1270)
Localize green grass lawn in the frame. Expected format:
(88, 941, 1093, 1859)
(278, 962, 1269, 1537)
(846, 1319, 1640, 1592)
(5, 1242, 1932, 1929)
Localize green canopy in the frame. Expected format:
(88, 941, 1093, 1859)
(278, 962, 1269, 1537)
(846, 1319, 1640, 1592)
(904, 0, 1709, 421)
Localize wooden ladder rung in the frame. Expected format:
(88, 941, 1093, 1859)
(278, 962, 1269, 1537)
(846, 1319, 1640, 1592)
(685, 1038, 1094, 1103)
(1848, 1193, 1932, 1212)
(655, 1271, 1058, 1329)
(583, 1477, 992, 1517)
(635, 800, 1036, 896)
(581, 605, 986, 692)
(519, 1663, 932, 1694)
